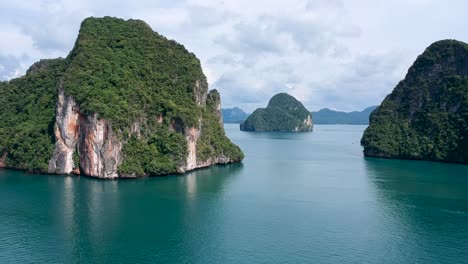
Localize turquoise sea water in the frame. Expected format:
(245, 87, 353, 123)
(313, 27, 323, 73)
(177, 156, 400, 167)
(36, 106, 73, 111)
(1, 124, 468, 263)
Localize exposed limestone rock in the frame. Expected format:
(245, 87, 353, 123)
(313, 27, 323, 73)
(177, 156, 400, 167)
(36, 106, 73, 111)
(130, 121, 141, 139)
(48, 87, 80, 175)
(156, 115, 163, 124)
(196, 155, 231, 169)
(300, 116, 313, 132)
(48, 86, 239, 179)
(194, 79, 208, 106)
(49, 88, 122, 178)
(79, 114, 122, 178)
(183, 126, 201, 172)
(26, 59, 57, 75)
(0, 153, 6, 168)
(3, 17, 243, 178)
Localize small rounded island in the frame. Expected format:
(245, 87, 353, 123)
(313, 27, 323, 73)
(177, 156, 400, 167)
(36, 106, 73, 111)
(240, 93, 313, 132)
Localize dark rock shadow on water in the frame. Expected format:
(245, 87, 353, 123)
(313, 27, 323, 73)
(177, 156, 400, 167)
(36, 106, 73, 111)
(364, 157, 468, 263)
(364, 157, 468, 207)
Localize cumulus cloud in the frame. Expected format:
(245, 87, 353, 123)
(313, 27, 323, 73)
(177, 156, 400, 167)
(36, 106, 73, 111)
(0, 0, 467, 111)
(0, 56, 25, 80)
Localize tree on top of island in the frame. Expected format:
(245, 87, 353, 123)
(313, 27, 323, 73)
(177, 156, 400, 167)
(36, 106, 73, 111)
(240, 93, 313, 132)
(361, 39, 468, 164)
(0, 16, 244, 178)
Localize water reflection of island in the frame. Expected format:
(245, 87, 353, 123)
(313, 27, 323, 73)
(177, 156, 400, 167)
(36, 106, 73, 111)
(365, 158, 468, 205)
(364, 158, 468, 263)
(54, 163, 244, 262)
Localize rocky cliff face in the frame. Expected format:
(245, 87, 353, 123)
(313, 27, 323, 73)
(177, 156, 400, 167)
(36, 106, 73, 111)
(0, 17, 243, 177)
(361, 40, 468, 164)
(0, 153, 6, 168)
(179, 125, 232, 172)
(48, 88, 123, 178)
(184, 126, 201, 172)
(0, 16, 244, 179)
(48, 87, 80, 175)
(78, 114, 122, 178)
(180, 89, 236, 172)
(295, 115, 313, 132)
(47, 82, 239, 179)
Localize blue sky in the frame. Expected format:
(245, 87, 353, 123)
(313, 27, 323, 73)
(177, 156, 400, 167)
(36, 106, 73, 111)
(1, 0, 467, 112)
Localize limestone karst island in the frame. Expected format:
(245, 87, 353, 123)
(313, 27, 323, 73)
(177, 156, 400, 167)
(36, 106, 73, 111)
(1, 2, 468, 263)
(0, 17, 243, 179)
(362, 40, 468, 164)
(240, 93, 313, 132)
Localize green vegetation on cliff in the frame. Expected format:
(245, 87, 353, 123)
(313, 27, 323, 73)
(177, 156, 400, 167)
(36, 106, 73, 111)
(118, 90, 243, 176)
(0, 16, 243, 175)
(119, 128, 188, 176)
(240, 93, 313, 132)
(63, 17, 204, 130)
(361, 40, 468, 163)
(0, 59, 66, 172)
(197, 91, 244, 162)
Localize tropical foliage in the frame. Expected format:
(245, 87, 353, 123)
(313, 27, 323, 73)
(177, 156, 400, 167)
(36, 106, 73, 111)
(240, 93, 312, 132)
(197, 91, 244, 162)
(361, 40, 468, 163)
(0, 16, 243, 174)
(0, 59, 66, 172)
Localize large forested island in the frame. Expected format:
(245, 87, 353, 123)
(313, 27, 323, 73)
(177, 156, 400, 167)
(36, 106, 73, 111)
(0, 16, 244, 178)
(361, 40, 468, 164)
(240, 93, 313, 132)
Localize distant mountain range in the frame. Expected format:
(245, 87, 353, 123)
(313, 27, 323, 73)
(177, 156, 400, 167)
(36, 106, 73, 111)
(222, 106, 377, 125)
(222, 107, 249, 123)
(312, 106, 378, 125)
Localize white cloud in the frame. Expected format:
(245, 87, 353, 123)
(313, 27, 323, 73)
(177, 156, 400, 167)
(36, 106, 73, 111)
(0, 25, 39, 58)
(0, 0, 467, 111)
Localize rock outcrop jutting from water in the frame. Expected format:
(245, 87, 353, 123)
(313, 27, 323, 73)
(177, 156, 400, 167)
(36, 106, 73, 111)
(0, 17, 243, 178)
(240, 93, 313, 132)
(361, 40, 468, 164)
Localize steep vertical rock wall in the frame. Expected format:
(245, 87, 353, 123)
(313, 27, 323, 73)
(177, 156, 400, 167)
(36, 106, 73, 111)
(0, 153, 6, 168)
(49, 83, 238, 178)
(0, 17, 243, 177)
(303, 115, 313, 131)
(49, 88, 122, 178)
(48, 87, 80, 174)
(184, 126, 201, 172)
(78, 114, 122, 178)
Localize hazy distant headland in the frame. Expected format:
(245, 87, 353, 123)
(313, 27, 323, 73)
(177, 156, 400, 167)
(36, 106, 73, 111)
(312, 106, 377, 125)
(223, 106, 377, 125)
(222, 107, 249, 123)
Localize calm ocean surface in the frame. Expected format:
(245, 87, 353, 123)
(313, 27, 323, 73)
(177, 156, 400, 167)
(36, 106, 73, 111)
(1, 124, 468, 263)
